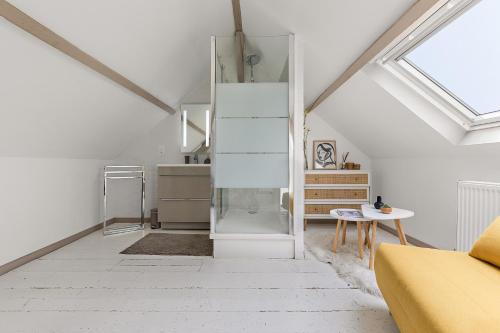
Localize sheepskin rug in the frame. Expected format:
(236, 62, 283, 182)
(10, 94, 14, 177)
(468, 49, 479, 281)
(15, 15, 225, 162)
(305, 222, 401, 297)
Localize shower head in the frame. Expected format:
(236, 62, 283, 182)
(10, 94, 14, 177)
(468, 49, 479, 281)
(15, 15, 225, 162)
(246, 54, 261, 66)
(246, 54, 261, 83)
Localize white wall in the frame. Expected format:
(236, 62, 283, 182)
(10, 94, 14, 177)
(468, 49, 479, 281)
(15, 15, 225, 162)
(359, 64, 500, 250)
(316, 69, 500, 250)
(0, 11, 173, 267)
(110, 114, 184, 218)
(0, 157, 108, 266)
(110, 82, 210, 218)
(305, 112, 371, 171)
(372, 157, 500, 250)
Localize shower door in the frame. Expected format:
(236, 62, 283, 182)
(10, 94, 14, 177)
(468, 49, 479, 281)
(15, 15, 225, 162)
(211, 35, 292, 236)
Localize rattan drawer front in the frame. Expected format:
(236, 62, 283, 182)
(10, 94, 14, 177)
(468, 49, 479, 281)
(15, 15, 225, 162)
(305, 204, 361, 215)
(305, 173, 368, 185)
(305, 189, 367, 200)
(305, 204, 323, 215)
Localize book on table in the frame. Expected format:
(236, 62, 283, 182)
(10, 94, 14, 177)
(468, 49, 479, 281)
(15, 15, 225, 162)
(337, 210, 364, 218)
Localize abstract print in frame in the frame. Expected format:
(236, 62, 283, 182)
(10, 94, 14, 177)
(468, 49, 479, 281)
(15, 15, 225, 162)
(313, 140, 337, 170)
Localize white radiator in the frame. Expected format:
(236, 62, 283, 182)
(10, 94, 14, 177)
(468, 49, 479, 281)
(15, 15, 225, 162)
(457, 181, 500, 251)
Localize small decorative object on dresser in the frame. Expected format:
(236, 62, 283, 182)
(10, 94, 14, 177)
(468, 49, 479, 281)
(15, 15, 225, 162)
(304, 170, 370, 230)
(340, 152, 349, 170)
(344, 162, 354, 169)
(313, 140, 337, 169)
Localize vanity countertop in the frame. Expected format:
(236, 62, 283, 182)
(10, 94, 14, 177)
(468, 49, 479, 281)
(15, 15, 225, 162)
(158, 164, 210, 176)
(157, 164, 210, 167)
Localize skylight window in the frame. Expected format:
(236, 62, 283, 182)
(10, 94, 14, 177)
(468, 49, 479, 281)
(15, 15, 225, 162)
(383, 0, 500, 128)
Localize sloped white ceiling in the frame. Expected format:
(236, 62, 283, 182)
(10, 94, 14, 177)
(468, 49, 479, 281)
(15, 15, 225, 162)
(0, 19, 166, 159)
(240, 0, 415, 105)
(315, 71, 500, 158)
(1, 0, 233, 159)
(1, 0, 420, 159)
(8, 0, 234, 106)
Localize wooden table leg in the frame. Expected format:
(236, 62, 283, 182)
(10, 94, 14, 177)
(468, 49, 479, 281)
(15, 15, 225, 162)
(364, 223, 371, 246)
(356, 222, 363, 259)
(364, 222, 371, 249)
(394, 219, 408, 245)
(332, 219, 342, 253)
(369, 221, 378, 270)
(341, 220, 348, 245)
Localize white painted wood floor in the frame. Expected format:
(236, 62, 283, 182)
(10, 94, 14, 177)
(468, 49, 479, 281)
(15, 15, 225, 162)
(0, 227, 398, 333)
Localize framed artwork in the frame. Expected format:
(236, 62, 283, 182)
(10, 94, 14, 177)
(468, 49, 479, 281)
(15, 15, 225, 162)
(313, 140, 337, 170)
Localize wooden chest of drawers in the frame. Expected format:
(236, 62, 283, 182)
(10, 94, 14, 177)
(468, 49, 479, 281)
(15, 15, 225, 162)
(304, 170, 370, 221)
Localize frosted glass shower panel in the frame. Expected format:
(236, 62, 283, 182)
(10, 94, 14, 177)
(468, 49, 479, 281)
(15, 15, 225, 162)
(215, 154, 288, 188)
(216, 83, 288, 117)
(215, 82, 289, 189)
(216, 118, 288, 153)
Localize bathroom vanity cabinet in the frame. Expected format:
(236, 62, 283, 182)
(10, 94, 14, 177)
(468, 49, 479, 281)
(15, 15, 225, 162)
(157, 164, 210, 229)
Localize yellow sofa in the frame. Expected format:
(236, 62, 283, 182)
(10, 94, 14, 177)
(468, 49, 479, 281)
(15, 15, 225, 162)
(375, 243, 500, 333)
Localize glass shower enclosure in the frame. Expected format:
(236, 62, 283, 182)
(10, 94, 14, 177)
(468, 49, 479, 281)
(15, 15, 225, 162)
(209, 35, 302, 258)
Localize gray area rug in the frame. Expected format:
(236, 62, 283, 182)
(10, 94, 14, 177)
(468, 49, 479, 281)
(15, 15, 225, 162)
(121, 233, 213, 256)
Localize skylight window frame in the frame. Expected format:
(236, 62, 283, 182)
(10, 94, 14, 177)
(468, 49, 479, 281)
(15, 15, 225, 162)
(379, 0, 500, 130)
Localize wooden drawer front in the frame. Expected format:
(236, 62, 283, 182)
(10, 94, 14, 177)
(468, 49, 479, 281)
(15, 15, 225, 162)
(305, 204, 361, 215)
(305, 173, 368, 185)
(158, 175, 210, 199)
(305, 189, 367, 200)
(158, 199, 210, 222)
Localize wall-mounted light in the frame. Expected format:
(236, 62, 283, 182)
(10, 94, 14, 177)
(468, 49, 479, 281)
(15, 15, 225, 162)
(205, 110, 210, 147)
(182, 110, 187, 147)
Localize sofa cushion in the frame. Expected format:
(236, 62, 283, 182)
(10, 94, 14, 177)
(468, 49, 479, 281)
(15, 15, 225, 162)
(375, 243, 500, 333)
(470, 216, 500, 268)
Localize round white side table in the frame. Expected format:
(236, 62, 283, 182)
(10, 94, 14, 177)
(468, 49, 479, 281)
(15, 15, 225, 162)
(361, 204, 415, 269)
(329, 209, 373, 261)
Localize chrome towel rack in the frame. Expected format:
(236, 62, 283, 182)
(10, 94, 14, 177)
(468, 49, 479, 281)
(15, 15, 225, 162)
(103, 166, 145, 235)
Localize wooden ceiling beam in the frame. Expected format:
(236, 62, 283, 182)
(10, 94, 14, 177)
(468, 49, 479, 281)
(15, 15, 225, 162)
(232, 0, 243, 32)
(235, 31, 245, 83)
(0, 0, 176, 114)
(232, 0, 245, 82)
(306, 0, 443, 113)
